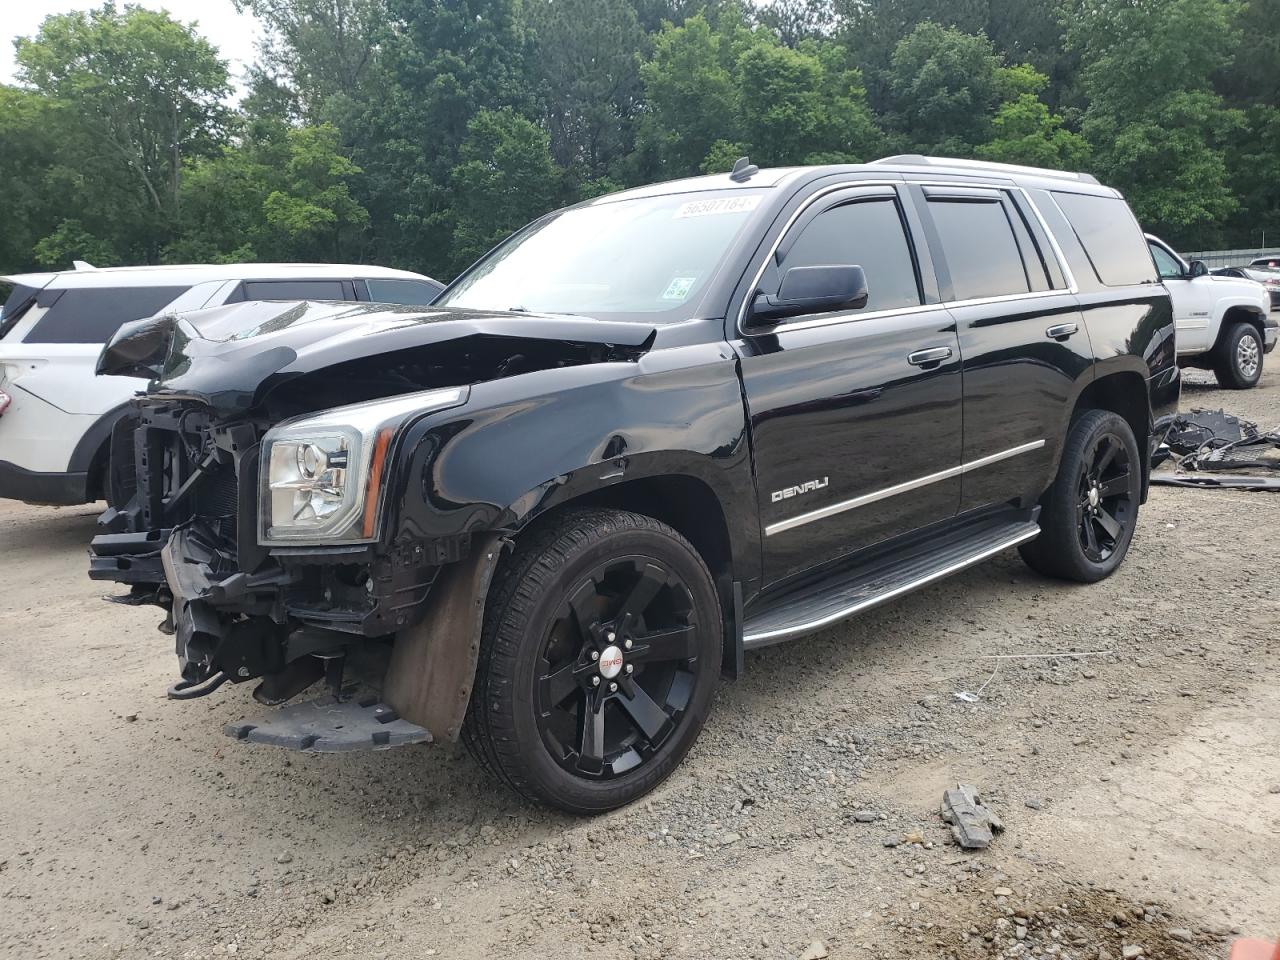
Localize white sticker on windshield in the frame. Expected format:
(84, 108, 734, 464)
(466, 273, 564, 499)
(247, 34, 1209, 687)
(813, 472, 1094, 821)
(674, 195, 761, 219)
(662, 277, 697, 300)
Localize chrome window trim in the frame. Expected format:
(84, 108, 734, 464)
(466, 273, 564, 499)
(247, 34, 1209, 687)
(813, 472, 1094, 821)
(736, 180, 1078, 337)
(764, 439, 1046, 537)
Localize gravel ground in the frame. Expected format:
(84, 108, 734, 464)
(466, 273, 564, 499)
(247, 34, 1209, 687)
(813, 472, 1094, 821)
(2, 368, 1278, 960)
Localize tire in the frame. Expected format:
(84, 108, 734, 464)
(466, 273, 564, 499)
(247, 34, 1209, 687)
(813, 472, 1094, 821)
(463, 508, 721, 814)
(1213, 322, 1263, 389)
(1019, 410, 1142, 583)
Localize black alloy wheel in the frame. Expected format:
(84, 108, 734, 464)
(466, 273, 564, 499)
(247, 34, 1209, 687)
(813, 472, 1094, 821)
(535, 557, 699, 779)
(1020, 409, 1142, 583)
(464, 508, 721, 814)
(1075, 432, 1135, 563)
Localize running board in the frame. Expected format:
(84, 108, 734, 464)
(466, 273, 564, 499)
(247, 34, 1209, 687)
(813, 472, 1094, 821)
(743, 517, 1040, 648)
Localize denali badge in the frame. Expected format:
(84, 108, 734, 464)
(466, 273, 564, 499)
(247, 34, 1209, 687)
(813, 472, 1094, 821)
(771, 477, 829, 503)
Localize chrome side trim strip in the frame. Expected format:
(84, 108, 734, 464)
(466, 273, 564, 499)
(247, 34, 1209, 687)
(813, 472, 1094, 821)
(743, 525, 1040, 645)
(764, 439, 1045, 537)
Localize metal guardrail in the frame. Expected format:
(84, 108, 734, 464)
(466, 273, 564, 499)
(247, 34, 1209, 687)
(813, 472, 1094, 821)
(1182, 248, 1280, 269)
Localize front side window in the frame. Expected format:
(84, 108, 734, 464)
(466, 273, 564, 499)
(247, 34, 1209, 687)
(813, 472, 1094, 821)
(774, 197, 922, 314)
(436, 189, 768, 322)
(1148, 242, 1184, 280)
(928, 198, 1030, 301)
(25, 286, 188, 344)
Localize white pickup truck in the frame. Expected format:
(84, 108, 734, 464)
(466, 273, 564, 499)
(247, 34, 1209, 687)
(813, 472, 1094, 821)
(1147, 234, 1277, 388)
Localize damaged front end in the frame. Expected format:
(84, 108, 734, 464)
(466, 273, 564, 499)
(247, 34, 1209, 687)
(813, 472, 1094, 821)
(88, 300, 654, 747)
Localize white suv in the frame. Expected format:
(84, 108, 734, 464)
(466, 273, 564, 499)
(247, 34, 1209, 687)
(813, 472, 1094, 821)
(0, 262, 443, 506)
(1146, 234, 1276, 389)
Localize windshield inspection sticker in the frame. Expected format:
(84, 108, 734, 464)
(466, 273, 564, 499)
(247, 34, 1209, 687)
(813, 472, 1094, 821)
(674, 195, 761, 219)
(662, 277, 697, 300)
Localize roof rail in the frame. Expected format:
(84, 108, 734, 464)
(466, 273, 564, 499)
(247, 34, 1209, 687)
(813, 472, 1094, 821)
(871, 154, 1099, 186)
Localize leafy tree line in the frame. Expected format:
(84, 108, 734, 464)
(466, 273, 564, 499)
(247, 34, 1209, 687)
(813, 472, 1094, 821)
(2, 0, 1276, 281)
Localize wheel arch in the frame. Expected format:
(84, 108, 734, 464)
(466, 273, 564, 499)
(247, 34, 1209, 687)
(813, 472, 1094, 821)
(1071, 370, 1152, 500)
(67, 401, 133, 503)
(513, 473, 745, 680)
(1213, 305, 1267, 353)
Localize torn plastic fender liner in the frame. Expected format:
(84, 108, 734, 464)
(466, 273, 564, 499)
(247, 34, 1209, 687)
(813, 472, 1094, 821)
(382, 533, 506, 741)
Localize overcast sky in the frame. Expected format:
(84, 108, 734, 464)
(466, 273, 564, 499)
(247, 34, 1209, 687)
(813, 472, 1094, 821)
(2, 0, 262, 91)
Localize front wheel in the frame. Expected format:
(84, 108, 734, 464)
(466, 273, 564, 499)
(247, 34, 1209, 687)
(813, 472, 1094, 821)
(1213, 322, 1263, 389)
(1020, 409, 1142, 583)
(463, 508, 721, 814)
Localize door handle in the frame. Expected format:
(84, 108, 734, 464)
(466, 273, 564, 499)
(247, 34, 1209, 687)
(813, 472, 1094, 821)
(907, 346, 953, 367)
(1046, 322, 1079, 341)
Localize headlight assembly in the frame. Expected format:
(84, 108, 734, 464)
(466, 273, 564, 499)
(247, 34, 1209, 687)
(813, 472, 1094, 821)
(259, 386, 468, 545)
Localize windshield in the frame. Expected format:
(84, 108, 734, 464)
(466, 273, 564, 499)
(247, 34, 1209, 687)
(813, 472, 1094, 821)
(436, 189, 768, 322)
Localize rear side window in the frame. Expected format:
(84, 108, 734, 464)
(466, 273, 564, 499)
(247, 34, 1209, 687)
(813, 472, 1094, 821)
(239, 279, 348, 301)
(365, 278, 444, 306)
(1052, 192, 1157, 286)
(25, 286, 188, 344)
(927, 199, 1030, 301)
(0, 282, 41, 340)
(780, 198, 922, 313)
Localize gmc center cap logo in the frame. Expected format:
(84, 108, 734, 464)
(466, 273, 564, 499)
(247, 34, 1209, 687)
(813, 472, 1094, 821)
(598, 645, 625, 679)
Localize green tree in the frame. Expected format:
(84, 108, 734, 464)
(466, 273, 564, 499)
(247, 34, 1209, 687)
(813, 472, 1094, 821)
(639, 14, 748, 175)
(447, 109, 565, 271)
(233, 0, 386, 123)
(977, 68, 1088, 168)
(884, 23, 1020, 154)
(1067, 0, 1243, 242)
(528, 0, 646, 182)
(14, 2, 230, 260)
(640, 14, 878, 174)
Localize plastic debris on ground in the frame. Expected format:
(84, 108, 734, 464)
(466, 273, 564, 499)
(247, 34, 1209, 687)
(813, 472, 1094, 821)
(940, 783, 1004, 850)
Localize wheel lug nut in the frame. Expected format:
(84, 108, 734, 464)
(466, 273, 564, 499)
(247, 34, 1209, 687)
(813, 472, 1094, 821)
(592, 676, 600, 686)
(625, 664, 633, 674)
(606, 631, 616, 643)
(609, 682, 618, 692)
(590, 650, 599, 661)
(624, 639, 632, 650)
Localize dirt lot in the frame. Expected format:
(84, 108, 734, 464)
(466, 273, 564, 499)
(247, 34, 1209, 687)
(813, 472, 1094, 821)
(2, 368, 1278, 960)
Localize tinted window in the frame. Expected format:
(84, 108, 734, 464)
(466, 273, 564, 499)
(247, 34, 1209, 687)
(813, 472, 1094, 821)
(1148, 242, 1184, 280)
(241, 280, 348, 301)
(365, 278, 443, 306)
(1052, 192, 1157, 286)
(0, 282, 41, 340)
(25, 286, 188, 344)
(928, 199, 1029, 301)
(780, 198, 921, 313)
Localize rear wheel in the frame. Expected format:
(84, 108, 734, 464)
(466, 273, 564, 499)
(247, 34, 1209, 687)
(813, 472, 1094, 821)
(463, 508, 721, 814)
(1213, 322, 1263, 389)
(1020, 410, 1141, 583)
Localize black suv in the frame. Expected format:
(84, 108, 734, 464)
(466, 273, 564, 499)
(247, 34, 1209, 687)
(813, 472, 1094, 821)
(90, 156, 1178, 813)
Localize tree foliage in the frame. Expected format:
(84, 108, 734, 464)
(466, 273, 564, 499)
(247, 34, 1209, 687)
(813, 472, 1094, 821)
(2, 0, 1276, 277)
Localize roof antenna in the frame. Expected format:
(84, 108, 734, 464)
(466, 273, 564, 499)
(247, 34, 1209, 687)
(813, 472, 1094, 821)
(729, 156, 758, 183)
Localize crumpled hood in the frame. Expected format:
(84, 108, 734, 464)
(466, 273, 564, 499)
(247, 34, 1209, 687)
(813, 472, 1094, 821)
(98, 300, 656, 415)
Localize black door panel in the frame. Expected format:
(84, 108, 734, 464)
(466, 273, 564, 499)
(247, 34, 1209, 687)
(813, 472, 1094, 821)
(737, 307, 962, 584)
(945, 293, 1092, 511)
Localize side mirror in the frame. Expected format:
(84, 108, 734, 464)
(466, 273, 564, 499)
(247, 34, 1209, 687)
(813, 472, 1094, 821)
(1188, 260, 1209, 278)
(747, 264, 869, 325)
